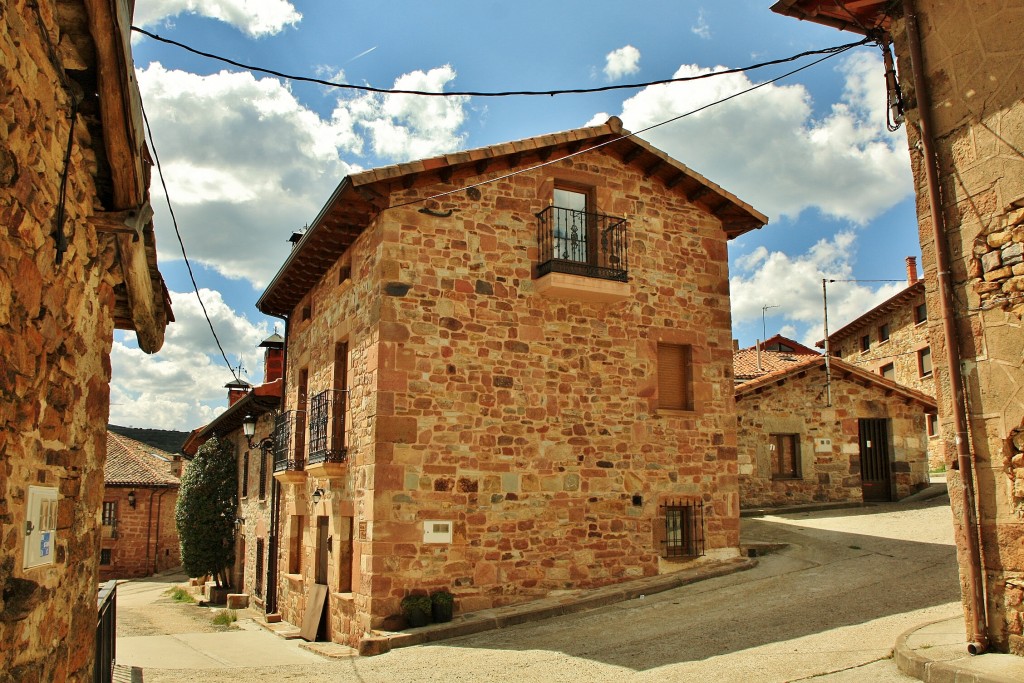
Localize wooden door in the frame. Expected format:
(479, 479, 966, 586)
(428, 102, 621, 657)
(859, 418, 892, 502)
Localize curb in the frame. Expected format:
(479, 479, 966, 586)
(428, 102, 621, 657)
(894, 618, 1024, 683)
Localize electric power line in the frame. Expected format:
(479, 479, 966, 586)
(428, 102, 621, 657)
(141, 103, 239, 381)
(131, 25, 869, 99)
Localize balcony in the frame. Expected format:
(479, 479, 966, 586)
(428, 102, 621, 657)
(535, 206, 630, 302)
(273, 410, 307, 484)
(306, 389, 348, 479)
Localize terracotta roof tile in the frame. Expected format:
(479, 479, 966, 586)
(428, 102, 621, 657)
(105, 432, 180, 487)
(734, 348, 812, 381)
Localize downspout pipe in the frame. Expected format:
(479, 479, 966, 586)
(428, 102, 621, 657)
(902, 0, 988, 654)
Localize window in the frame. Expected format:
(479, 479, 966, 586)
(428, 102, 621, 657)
(880, 363, 895, 380)
(288, 515, 304, 574)
(918, 347, 932, 377)
(770, 434, 801, 479)
(258, 447, 268, 500)
(241, 452, 249, 498)
(101, 501, 116, 526)
(879, 323, 890, 343)
(915, 302, 927, 324)
(254, 538, 265, 598)
(926, 413, 939, 438)
(860, 334, 871, 353)
(657, 343, 694, 411)
(661, 499, 704, 558)
(100, 549, 112, 566)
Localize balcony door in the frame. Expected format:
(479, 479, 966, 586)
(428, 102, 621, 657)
(553, 187, 589, 263)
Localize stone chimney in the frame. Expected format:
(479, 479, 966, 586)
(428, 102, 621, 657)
(906, 256, 918, 285)
(225, 377, 252, 406)
(259, 332, 285, 384)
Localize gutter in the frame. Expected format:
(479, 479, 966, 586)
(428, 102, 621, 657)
(902, 0, 988, 654)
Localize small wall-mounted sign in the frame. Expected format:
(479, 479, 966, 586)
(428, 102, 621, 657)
(24, 486, 58, 569)
(423, 520, 452, 544)
(814, 438, 833, 453)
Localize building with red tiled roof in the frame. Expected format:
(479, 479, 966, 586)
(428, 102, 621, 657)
(733, 336, 819, 383)
(734, 352, 934, 508)
(256, 117, 768, 649)
(100, 432, 182, 580)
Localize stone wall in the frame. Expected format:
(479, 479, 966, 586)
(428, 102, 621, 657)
(890, 0, 1024, 655)
(99, 487, 180, 581)
(1, 2, 120, 679)
(234, 414, 274, 605)
(279, 148, 743, 646)
(737, 364, 930, 508)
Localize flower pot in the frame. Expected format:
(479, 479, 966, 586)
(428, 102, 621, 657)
(431, 601, 453, 623)
(405, 608, 430, 628)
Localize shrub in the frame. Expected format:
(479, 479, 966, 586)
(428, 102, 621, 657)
(176, 436, 237, 587)
(212, 609, 237, 627)
(165, 587, 195, 603)
(400, 594, 432, 628)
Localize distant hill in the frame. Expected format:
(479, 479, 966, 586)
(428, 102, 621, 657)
(107, 425, 191, 455)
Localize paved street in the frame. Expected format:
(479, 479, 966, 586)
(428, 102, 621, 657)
(118, 495, 961, 682)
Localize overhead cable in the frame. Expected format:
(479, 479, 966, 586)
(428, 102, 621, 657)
(131, 25, 869, 99)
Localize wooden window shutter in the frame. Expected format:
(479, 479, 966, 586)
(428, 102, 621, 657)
(657, 343, 692, 410)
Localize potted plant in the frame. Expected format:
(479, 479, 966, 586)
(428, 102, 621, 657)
(430, 589, 455, 623)
(400, 594, 432, 628)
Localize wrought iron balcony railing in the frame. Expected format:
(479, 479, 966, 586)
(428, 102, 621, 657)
(536, 206, 628, 282)
(308, 389, 348, 465)
(273, 410, 306, 473)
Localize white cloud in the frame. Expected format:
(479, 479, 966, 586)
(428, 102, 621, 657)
(730, 231, 906, 347)
(135, 0, 301, 37)
(138, 63, 362, 287)
(110, 290, 271, 430)
(604, 46, 641, 82)
(341, 65, 469, 161)
(614, 51, 912, 224)
(692, 9, 711, 40)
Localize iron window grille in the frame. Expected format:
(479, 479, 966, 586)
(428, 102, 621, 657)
(661, 498, 704, 558)
(241, 452, 249, 498)
(273, 410, 306, 473)
(535, 206, 627, 282)
(308, 389, 348, 465)
(258, 446, 268, 499)
(254, 538, 264, 598)
(101, 501, 116, 526)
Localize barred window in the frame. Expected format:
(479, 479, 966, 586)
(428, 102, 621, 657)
(661, 499, 704, 558)
(101, 501, 116, 526)
(771, 433, 801, 479)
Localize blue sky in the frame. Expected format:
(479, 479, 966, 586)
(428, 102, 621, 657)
(110, 0, 921, 429)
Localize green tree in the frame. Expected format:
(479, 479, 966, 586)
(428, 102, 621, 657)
(176, 436, 237, 587)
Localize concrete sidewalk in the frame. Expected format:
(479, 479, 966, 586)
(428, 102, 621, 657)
(895, 617, 1024, 683)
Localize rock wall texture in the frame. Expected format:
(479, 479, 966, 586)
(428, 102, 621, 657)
(234, 416, 274, 605)
(275, 150, 744, 647)
(892, 0, 1024, 655)
(737, 365, 930, 507)
(1, 2, 119, 680)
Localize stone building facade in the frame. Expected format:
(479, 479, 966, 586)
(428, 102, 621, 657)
(818, 258, 941, 468)
(257, 118, 768, 648)
(773, 0, 1024, 656)
(735, 353, 934, 508)
(1, 1, 171, 680)
(100, 433, 181, 581)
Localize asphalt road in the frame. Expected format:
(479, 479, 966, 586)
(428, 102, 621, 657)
(119, 495, 961, 682)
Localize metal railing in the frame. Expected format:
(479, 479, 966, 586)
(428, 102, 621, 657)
(661, 498, 704, 558)
(536, 206, 627, 281)
(273, 410, 306, 473)
(95, 580, 117, 683)
(308, 389, 348, 465)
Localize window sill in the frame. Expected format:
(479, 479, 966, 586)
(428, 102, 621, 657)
(534, 272, 630, 303)
(920, 372, 933, 379)
(771, 476, 802, 481)
(657, 408, 696, 417)
(285, 573, 304, 586)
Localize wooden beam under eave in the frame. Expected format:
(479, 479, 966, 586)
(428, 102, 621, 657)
(665, 173, 686, 189)
(687, 186, 711, 203)
(621, 147, 644, 165)
(84, 0, 145, 209)
(114, 233, 165, 352)
(643, 159, 663, 179)
(91, 202, 153, 241)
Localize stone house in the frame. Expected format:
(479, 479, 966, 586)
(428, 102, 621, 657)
(182, 335, 284, 607)
(100, 433, 182, 581)
(255, 117, 768, 648)
(815, 257, 941, 469)
(733, 334, 820, 384)
(772, 0, 1024, 655)
(1, 1, 172, 679)
(733, 344, 934, 508)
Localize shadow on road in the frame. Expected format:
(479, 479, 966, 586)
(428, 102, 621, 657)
(437, 497, 960, 673)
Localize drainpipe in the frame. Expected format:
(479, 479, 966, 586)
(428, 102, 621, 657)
(902, 0, 988, 654)
(264, 313, 289, 615)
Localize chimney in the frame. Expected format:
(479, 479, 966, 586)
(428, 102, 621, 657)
(906, 256, 918, 285)
(733, 339, 739, 351)
(225, 377, 252, 407)
(259, 333, 285, 384)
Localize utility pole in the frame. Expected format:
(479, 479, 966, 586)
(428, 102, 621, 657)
(822, 279, 832, 407)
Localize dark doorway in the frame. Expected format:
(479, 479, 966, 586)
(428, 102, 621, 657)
(315, 515, 329, 585)
(859, 418, 892, 502)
